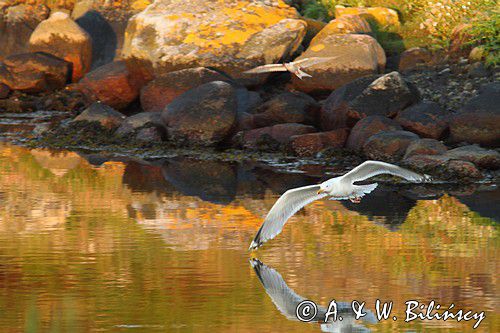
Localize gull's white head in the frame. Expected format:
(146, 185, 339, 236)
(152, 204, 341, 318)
(317, 181, 333, 194)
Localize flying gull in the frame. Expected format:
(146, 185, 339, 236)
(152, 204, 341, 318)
(243, 57, 336, 80)
(249, 161, 430, 250)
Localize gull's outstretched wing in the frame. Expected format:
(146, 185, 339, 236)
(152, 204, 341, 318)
(243, 64, 288, 74)
(249, 184, 327, 249)
(250, 259, 326, 321)
(292, 57, 337, 68)
(341, 160, 430, 184)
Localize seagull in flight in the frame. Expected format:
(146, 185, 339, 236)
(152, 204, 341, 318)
(249, 161, 430, 250)
(243, 57, 335, 80)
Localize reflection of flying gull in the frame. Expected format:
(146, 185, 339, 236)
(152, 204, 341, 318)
(249, 161, 430, 250)
(243, 57, 336, 80)
(250, 259, 377, 332)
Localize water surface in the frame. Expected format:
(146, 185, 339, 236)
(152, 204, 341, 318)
(0, 142, 498, 332)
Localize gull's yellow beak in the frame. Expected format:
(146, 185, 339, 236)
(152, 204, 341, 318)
(317, 189, 325, 195)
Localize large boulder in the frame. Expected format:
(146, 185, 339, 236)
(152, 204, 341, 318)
(395, 101, 450, 139)
(291, 34, 385, 93)
(346, 116, 402, 151)
(236, 123, 317, 150)
(140, 67, 231, 113)
(121, 0, 306, 82)
(250, 91, 319, 128)
(363, 130, 419, 162)
(0, 52, 71, 92)
(0, 4, 50, 60)
(334, 6, 400, 28)
(74, 102, 126, 129)
(403, 154, 482, 179)
(448, 83, 500, 147)
(29, 12, 92, 82)
(319, 75, 379, 130)
(161, 81, 238, 146)
(346, 72, 420, 121)
(403, 138, 447, 159)
(288, 129, 349, 157)
(312, 14, 371, 40)
(446, 145, 500, 170)
(78, 61, 144, 109)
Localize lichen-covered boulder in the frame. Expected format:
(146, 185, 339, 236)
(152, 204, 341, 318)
(140, 67, 232, 113)
(122, 0, 306, 82)
(29, 12, 92, 82)
(334, 6, 400, 28)
(398, 47, 433, 72)
(403, 139, 447, 159)
(291, 34, 385, 93)
(446, 145, 500, 170)
(161, 81, 238, 146)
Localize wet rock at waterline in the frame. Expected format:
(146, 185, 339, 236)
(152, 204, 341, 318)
(29, 12, 92, 82)
(121, 0, 306, 82)
(115, 112, 164, 136)
(73, 102, 125, 129)
(288, 128, 349, 157)
(291, 34, 386, 93)
(161, 81, 238, 146)
(77, 61, 144, 110)
(446, 145, 500, 170)
(346, 116, 402, 151)
(403, 138, 447, 159)
(0, 52, 71, 93)
(395, 101, 450, 139)
(140, 67, 232, 113)
(363, 130, 419, 162)
(235, 123, 317, 150)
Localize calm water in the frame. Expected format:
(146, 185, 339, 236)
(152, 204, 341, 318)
(0, 142, 498, 332)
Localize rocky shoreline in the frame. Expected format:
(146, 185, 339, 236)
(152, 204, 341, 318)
(0, 1, 499, 183)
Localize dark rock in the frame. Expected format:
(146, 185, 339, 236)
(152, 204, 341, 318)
(346, 115, 402, 151)
(446, 160, 482, 179)
(161, 158, 237, 204)
(115, 112, 164, 136)
(319, 75, 379, 130)
(251, 92, 319, 128)
(403, 154, 482, 179)
(140, 67, 232, 113)
(0, 83, 10, 99)
(446, 145, 500, 170)
(236, 123, 317, 150)
(135, 126, 166, 142)
(347, 71, 421, 121)
(395, 101, 450, 139)
(289, 128, 349, 157)
(363, 130, 420, 162)
(403, 138, 447, 159)
(0, 52, 71, 92)
(449, 82, 500, 147)
(161, 81, 237, 146)
(403, 154, 451, 171)
(78, 60, 144, 109)
(398, 47, 432, 72)
(468, 62, 489, 78)
(74, 102, 125, 129)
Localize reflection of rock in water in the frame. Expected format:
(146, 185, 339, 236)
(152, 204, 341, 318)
(457, 187, 500, 222)
(251, 259, 376, 333)
(161, 158, 237, 204)
(122, 161, 174, 193)
(341, 185, 416, 230)
(253, 167, 317, 194)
